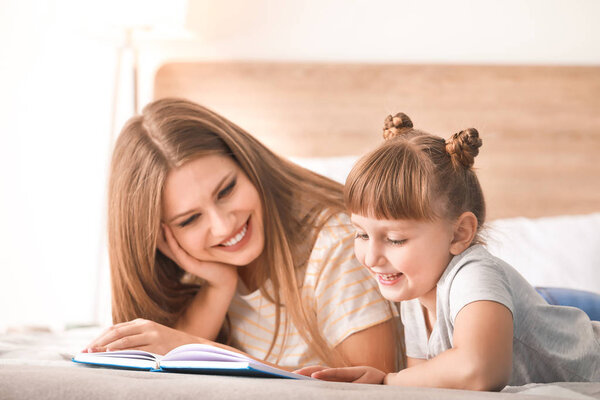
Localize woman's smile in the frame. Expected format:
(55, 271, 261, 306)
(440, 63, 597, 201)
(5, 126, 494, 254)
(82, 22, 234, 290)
(215, 216, 252, 252)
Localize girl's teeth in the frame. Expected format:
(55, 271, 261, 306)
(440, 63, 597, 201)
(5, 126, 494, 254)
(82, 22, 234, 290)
(379, 273, 401, 281)
(221, 224, 247, 247)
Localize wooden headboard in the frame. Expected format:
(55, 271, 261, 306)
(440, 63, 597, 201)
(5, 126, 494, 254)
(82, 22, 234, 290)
(153, 62, 600, 220)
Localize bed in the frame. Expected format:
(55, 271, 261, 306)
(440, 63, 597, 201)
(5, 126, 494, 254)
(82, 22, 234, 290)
(2, 62, 599, 399)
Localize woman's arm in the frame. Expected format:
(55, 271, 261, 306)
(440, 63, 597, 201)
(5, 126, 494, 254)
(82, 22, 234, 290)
(294, 319, 398, 377)
(173, 277, 237, 341)
(82, 318, 292, 369)
(385, 300, 513, 390)
(336, 320, 397, 373)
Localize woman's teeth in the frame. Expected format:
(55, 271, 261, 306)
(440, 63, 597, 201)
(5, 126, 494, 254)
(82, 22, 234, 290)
(378, 273, 401, 281)
(221, 224, 248, 247)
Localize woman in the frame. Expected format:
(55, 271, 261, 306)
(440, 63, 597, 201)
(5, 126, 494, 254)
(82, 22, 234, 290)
(86, 98, 398, 371)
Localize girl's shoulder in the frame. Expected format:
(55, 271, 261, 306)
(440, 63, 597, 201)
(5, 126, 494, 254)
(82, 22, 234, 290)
(439, 245, 511, 293)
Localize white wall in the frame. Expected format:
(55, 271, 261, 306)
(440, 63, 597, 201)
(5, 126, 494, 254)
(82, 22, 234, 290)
(183, 0, 600, 65)
(1, 0, 598, 331)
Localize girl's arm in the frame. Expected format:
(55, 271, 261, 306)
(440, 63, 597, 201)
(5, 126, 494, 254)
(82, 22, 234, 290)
(385, 300, 513, 391)
(307, 300, 513, 390)
(406, 356, 426, 367)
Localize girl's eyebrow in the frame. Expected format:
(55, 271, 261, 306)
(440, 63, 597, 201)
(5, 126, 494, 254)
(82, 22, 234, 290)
(349, 219, 364, 230)
(168, 172, 235, 223)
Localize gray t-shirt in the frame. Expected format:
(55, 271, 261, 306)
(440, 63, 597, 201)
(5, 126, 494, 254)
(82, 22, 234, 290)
(401, 244, 600, 385)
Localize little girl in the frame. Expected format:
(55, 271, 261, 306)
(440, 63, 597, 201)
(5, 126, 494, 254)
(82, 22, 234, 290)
(295, 113, 600, 390)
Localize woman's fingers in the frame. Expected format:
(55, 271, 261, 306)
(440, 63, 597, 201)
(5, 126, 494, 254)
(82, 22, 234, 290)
(85, 319, 147, 351)
(104, 332, 150, 352)
(161, 223, 198, 273)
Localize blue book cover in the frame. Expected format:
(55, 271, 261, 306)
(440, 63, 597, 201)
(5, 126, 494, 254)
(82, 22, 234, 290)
(72, 343, 312, 380)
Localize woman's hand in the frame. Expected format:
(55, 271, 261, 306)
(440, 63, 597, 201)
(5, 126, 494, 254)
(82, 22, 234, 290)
(159, 223, 238, 340)
(296, 365, 386, 384)
(83, 318, 207, 355)
(158, 223, 238, 290)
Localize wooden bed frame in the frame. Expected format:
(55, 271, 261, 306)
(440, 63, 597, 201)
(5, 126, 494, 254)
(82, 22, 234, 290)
(153, 62, 600, 220)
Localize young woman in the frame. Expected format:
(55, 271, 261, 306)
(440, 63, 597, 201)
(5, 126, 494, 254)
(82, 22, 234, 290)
(84, 98, 398, 372)
(295, 113, 600, 388)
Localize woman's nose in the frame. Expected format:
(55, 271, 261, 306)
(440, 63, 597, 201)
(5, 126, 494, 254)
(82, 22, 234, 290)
(207, 207, 235, 239)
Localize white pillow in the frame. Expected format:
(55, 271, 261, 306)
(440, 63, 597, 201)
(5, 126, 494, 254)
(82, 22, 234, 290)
(289, 156, 359, 184)
(484, 213, 600, 293)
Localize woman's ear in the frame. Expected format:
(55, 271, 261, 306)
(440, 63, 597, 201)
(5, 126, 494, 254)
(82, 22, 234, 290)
(450, 212, 478, 255)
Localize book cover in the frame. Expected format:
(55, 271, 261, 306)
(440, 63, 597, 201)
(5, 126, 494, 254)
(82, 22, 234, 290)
(72, 343, 312, 380)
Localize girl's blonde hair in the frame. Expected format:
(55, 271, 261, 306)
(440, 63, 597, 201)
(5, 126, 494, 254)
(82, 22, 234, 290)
(108, 98, 349, 366)
(345, 112, 486, 240)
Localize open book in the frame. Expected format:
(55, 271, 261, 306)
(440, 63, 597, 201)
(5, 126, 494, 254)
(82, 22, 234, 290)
(72, 343, 311, 380)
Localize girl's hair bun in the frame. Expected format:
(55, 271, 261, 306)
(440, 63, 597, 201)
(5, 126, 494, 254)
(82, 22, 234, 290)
(383, 112, 413, 140)
(445, 128, 482, 169)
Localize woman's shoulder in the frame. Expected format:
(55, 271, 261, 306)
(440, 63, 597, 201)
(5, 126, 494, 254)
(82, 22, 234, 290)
(304, 212, 359, 276)
(314, 212, 354, 244)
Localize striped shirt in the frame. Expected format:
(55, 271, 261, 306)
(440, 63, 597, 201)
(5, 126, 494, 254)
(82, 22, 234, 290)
(227, 213, 393, 368)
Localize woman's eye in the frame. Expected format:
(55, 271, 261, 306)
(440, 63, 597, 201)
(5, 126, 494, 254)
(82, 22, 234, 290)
(179, 214, 199, 228)
(355, 232, 369, 240)
(217, 178, 236, 199)
(388, 238, 407, 246)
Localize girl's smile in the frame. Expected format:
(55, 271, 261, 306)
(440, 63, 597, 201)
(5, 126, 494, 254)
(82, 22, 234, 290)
(375, 272, 404, 285)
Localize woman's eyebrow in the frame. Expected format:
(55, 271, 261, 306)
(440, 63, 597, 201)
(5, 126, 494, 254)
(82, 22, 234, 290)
(212, 171, 235, 197)
(168, 172, 235, 223)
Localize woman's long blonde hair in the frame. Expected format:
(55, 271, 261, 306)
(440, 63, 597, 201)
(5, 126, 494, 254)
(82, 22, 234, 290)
(108, 98, 348, 366)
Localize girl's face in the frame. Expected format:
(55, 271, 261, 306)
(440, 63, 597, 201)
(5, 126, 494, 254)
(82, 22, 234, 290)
(161, 155, 264, 267)
(351, 214, 456, 304)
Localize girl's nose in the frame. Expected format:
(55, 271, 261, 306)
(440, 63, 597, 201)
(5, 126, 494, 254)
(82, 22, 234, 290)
(364, 242, 385, 268)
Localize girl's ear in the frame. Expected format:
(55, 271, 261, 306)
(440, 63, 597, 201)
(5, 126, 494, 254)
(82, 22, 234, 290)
(450, 212, 478, 255)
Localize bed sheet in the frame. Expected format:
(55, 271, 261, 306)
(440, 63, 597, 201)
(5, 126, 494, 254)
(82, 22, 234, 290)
(1, 328, 598, 400)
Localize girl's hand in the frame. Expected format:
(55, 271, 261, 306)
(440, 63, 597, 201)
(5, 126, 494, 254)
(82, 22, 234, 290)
(158, 223, 238, 290)
(293, 365, 329, 376)
(83, 318, 208, 355)
(301, 366, 386, 384)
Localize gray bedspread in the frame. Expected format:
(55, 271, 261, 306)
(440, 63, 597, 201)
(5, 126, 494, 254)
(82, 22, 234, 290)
(1, 328, 599, 400)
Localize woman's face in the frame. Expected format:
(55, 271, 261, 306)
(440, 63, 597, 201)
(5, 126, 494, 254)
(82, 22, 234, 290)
(161, 154, 265, 267)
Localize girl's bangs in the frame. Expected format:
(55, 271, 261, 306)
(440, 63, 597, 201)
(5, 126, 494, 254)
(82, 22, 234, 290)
(344, 146, 436, 221)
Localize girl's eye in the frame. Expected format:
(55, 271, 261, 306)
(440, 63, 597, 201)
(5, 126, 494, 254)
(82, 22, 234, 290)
(355, 232, 369, 240)
(179, 214, 199, 228)
(217, 178, 236, 199)
(388, 238, 407, 246)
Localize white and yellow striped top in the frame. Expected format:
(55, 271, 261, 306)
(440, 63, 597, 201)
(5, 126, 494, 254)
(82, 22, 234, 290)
(227, 213, 393, 368)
